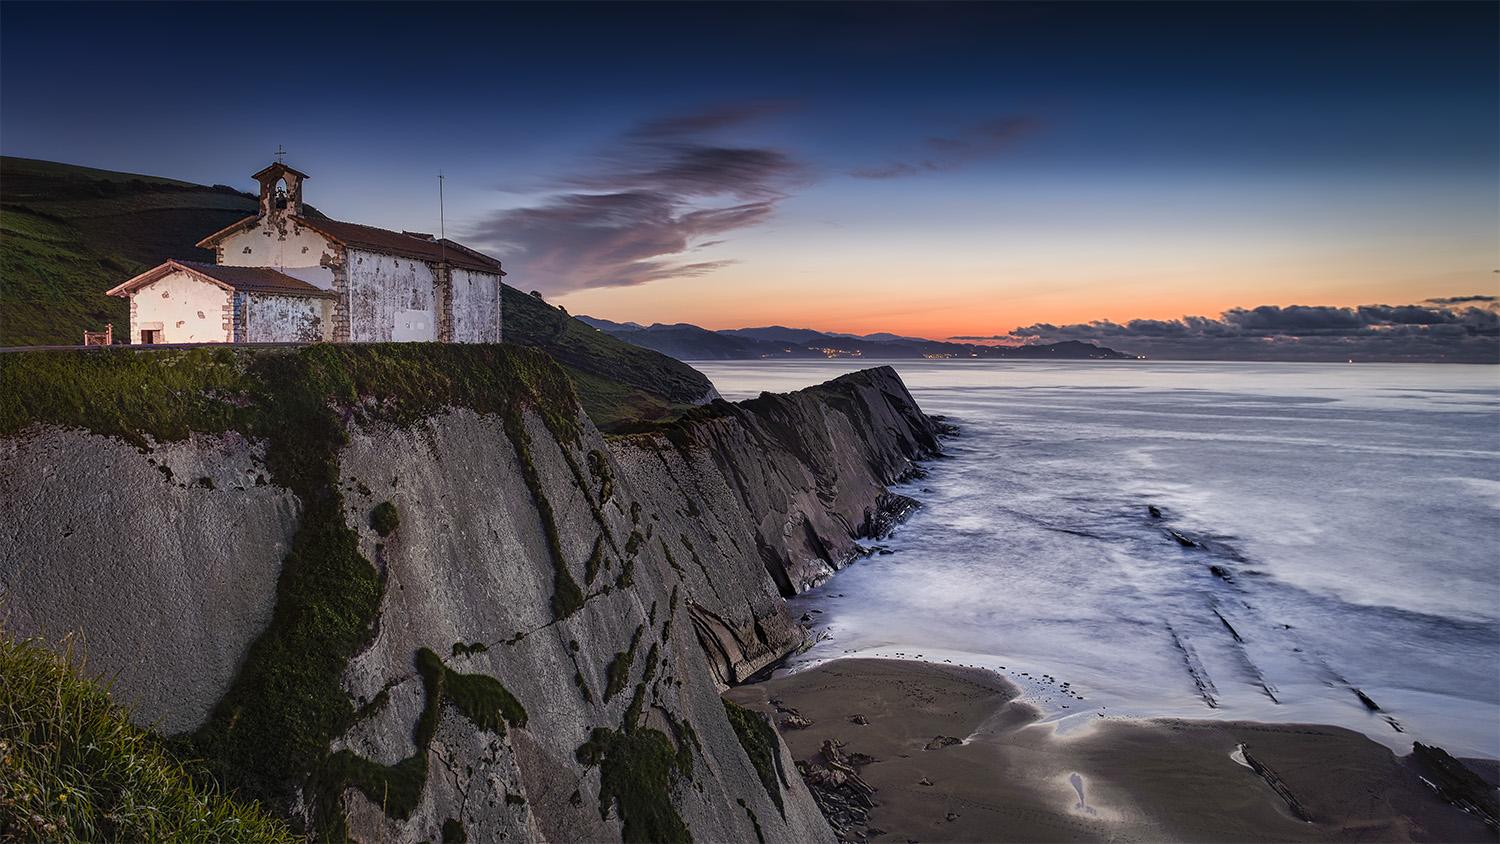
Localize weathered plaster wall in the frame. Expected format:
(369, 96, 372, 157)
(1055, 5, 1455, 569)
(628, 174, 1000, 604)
(345, 249, 437, 342)
(0, 427, 296, 733)
(219, 218, 336, 283)
(245, 294, 331, 343)
(450, 268, 502, 343)
(130, 272, 231, 343)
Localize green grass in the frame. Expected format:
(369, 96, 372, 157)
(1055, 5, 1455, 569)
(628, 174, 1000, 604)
(0, 633, 296, 843)
(0, 156, 259, 347)
(500, 285, 714, 420)
(445, 666, 528, 736)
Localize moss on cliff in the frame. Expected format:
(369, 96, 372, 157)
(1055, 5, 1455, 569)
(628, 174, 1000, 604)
(445, 664, 528, 735)
(604, 625, 646, 702)
(575, 725, 692, 844)
(316, 647, 526, 835)
(722, 700, 785, 816)
(370, 501, 400, 536)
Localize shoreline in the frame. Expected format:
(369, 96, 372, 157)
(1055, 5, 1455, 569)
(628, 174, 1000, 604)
(725, 657, 1499, 842)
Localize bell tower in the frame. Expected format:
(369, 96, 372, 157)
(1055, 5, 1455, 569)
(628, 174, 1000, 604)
(251, 158, 309, 218)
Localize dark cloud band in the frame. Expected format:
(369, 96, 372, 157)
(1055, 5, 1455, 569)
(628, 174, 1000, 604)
(955, 298, 1500, 362)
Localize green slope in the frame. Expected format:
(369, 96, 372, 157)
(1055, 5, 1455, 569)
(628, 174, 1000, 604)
(1, 156, 260, 346)
(500, 285, 715, 430)
(0, 156, 715, 429)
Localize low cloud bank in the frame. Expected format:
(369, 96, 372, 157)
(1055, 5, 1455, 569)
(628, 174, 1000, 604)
(953, 297, 1500, 362)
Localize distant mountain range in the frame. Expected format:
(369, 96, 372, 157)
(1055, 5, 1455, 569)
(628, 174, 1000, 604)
(576, 316, 1133, 361)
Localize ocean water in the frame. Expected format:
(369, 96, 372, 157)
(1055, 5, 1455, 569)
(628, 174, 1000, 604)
(694, 360, 1500, 758)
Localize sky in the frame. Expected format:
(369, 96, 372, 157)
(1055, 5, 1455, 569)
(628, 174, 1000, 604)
(3, 1, 1497, 356)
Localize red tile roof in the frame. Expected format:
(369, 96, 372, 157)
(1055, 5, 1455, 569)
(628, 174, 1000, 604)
(293, 217, 506, 274)
(106, 260, 337, 299)
(174, 261, 338, 298)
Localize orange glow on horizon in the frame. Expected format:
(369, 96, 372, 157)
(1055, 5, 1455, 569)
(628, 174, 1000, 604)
(555, 265, 1493, 342)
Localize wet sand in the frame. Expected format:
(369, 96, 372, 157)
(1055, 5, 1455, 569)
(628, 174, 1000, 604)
(725, 658, 1497, 842)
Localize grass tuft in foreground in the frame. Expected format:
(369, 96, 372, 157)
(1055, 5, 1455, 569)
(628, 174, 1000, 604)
(0, 634, 295, 843)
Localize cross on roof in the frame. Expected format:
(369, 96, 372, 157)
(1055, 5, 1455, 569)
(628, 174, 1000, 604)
(275, 144, 286, 164)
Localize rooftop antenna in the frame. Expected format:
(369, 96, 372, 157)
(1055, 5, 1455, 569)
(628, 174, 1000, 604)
(275, 144, 286, 164)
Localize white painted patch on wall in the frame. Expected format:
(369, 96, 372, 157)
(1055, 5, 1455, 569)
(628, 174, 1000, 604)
(392, 309, 435, 342)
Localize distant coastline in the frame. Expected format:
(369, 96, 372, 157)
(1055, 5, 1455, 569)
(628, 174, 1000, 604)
(578, 315, 1133, 361)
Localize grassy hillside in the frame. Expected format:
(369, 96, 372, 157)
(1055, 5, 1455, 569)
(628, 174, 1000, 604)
(501, 285, 715, 429)
(0, 631, 296, 842)
(0, 156, 260, 346)
(0, 157, 716, 429)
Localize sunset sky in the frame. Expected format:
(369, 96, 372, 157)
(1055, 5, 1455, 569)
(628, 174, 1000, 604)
(3, 1, 1496, 341)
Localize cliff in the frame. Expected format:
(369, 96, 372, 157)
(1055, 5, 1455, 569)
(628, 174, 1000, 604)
(0, 345, 941, 842)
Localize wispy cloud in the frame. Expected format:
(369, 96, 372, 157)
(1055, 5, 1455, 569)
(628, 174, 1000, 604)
(471, 103, 801, 292)
(848, 116, 1038, 179)
(1425, 294, 1498, 305)
(967, 298, 1500, 362)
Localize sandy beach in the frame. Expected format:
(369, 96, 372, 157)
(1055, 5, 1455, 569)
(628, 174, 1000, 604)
(725, 658, 1498, 843)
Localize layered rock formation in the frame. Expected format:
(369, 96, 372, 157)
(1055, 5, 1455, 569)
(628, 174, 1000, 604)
(0, 346, 940, 842)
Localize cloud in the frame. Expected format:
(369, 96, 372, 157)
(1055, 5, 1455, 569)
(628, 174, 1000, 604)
(1425, 294, 1498, 305)
(478, 191, 775, 290)
(986, 298, 1500, 362)
(471, 104, 800, 292)
(848, 116, 1038, 179)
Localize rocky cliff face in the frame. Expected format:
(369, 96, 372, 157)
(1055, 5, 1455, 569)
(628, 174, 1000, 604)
(0, 346, 940, 842)
(614, 368, 943, 684)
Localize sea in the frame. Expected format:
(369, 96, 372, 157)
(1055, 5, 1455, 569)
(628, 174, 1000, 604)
(694, 360, 1500, 759)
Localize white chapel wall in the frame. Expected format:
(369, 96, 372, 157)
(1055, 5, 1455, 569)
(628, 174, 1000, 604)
(344, 249, 437, 342)
(132, 272, 231, 344)
(219, 219, 336, 288)
(244, 295, 331, 343)
(450, 268, 503, 343)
